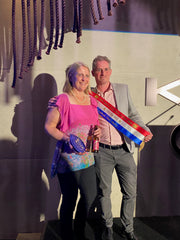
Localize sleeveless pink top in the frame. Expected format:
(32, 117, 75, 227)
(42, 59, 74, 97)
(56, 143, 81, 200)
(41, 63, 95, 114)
(56, 93, 99, 173)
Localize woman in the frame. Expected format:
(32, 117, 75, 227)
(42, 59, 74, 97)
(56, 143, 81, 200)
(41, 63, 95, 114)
(44, 62, 100, 240)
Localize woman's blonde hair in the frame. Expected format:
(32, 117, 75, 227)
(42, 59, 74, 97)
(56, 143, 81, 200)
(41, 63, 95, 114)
(63, 62, 90, 94)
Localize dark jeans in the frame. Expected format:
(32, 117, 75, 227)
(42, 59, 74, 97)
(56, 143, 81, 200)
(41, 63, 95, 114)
(57, 165, 97, 239)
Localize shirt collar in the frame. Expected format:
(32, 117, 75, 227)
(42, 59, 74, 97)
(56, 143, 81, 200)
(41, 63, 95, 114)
(95, 83, 113, 95)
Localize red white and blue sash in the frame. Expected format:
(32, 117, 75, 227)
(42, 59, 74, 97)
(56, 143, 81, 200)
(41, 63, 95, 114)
(89, 91, 150, 145)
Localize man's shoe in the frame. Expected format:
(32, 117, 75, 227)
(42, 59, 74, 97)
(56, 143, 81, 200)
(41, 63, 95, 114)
(124, 231, 138, 240)
(102, 227, 114, 240)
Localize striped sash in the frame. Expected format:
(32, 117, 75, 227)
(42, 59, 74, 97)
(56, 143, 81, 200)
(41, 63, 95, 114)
(90, 91, 150, 145)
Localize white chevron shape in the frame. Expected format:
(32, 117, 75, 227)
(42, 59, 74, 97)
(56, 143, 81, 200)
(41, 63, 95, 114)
(157, 79, 180, 104)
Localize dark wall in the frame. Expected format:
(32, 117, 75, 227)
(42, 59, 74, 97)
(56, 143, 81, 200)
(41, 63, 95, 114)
(136, 125, 180, 217)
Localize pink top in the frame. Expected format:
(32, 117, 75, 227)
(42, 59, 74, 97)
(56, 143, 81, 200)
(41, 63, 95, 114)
(55, 93, 99, 173)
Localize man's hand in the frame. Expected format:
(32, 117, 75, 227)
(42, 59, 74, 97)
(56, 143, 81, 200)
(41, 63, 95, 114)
(144, 132, 153, 142)
(48, 96, 58, 109)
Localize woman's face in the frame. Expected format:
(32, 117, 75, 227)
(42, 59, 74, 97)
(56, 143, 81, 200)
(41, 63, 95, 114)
(72, 66, 90, 92)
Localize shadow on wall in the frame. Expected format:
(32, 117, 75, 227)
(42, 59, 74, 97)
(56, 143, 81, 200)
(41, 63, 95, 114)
(0, 74, 61, 239)
(136, 125, 180, 217)
(11, 73, 58, 159)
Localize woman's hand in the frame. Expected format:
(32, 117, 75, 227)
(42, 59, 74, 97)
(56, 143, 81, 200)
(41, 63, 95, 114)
(64, 135, 85, 155)
(62, 132, 70, 142)
(62, 133, 74, 150)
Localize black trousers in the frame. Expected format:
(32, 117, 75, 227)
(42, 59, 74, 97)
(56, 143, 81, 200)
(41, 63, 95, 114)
(57, 165, 97, 239)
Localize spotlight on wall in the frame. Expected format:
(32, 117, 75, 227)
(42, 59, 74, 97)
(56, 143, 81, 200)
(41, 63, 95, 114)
(170, 124, 180, 156)
(145, 78, 180, 106)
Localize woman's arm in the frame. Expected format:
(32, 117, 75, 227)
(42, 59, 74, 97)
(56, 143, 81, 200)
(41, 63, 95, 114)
(44, 108, 69, 141)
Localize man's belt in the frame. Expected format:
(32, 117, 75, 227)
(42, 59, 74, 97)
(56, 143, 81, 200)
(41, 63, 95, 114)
(89, 91, 150, 145)
(99, 142, 125, 150)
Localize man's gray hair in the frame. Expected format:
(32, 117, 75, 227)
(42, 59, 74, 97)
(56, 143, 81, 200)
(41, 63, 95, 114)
(92, 55, 111, 71)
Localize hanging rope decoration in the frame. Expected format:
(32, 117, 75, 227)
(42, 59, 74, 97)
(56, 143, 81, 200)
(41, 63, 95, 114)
(59, 0, 65, 48)
(90, 0, 99, 25)
(73, 0, 78, 36)
(27, 0, 37, 67)
(46, 0, 54, 55)
(27, 0, 37, 66)
(118, 0, 126, 4)
(12, 0, 16, 88)
(11, 0, 127, 87)
(96, 0, 104, 20)
(53, 0, 60, 49)
(37, 0, 45, 60)
(72, 0, 83, 44)
(27, 0, 33, 68)
(76, 0, 83, 43)
(107, 0, 112, 16)
(113, 0, 118, 7)
(27, 0, 38, 68)
(113, 0, 126, 7)
(18, 0, 26, 79)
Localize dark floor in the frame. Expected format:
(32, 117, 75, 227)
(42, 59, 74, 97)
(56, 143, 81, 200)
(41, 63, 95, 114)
(133, 217, 180, 240)
(4, 216, 180, 240)
(41, 216, 180, 240)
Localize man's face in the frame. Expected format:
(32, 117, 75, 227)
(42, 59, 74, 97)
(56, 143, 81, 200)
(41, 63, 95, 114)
(92, 60, 112, 85)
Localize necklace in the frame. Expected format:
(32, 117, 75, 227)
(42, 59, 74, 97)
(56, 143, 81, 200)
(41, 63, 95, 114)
(70, 90, 87, 103)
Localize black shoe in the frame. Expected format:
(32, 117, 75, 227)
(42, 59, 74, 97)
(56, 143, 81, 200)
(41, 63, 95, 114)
(124, 232, 138, 240)
(102, 227, 114, 240)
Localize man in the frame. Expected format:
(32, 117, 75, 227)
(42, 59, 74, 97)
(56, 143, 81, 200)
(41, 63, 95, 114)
(91, 55, 153, 240)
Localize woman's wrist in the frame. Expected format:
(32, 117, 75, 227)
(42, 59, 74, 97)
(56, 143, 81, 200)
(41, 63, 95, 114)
(62, 132, 69, 142)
